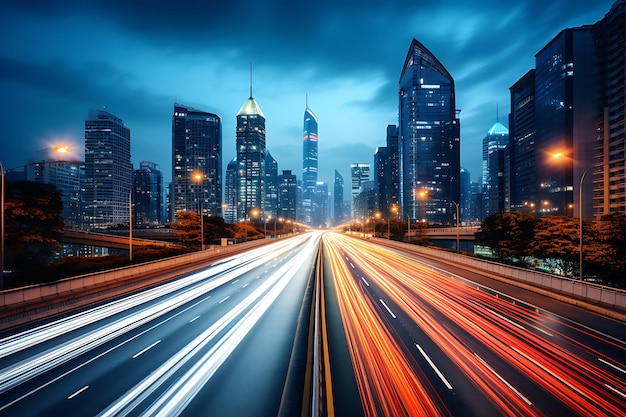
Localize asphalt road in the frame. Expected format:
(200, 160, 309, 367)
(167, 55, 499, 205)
(0, 232, 321, 417)
(322, 232, 626, 417)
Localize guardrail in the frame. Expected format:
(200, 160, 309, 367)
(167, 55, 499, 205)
(378, 239, 626, 318)
(0, 240, 268, 312)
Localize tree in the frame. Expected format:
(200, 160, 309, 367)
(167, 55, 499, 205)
(586, 213, 626, 286)
(4, 181, 65, 277)
(171, 211, 201, 247)
(532, 216, 579, 276)
(474, 212, 536, 263)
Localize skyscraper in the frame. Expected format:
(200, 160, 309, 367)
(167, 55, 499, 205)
(236, 83, 266, 221)
(133, 161, 163, 225)
(171, 104, 222, 220)
(399, 38, 460, 225)
(302, 100, 319, 225)
(482, 120, 509, 217)
(84, 108, 132, 229)
(593, 0, 626, 217)
(535, 27, 595, 217)
(374, 125, 400, 217)
(265, 151, 279, 218)
(278, 170, 297, 221)
(350, 163, 370, 219)
(509, 70, 537, 214)
(224, 157, 238, 223)
(25, 160, 83, 229)
(333, 169, 344, 225)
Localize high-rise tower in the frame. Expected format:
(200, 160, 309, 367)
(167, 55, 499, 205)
(302, 98, 318, 225)
(171, 104, 222, 220)
(84, 108, 132, 229)
(236, 71, 266, 221)
(399, 39, 460, 225)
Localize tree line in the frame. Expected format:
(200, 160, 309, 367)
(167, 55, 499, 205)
(475, 212, 626, 287)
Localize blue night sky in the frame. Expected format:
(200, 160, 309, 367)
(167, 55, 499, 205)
(0, 0, 615, 188)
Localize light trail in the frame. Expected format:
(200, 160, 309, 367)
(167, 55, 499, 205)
(97, 233, 321, 417)
(323, 232, 626, 416)
(0, 233, 319, 414)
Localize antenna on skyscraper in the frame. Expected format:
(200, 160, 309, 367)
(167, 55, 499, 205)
(496, 102, 499, 122)
(249, 62, 253, 98)
(306, 93, 308, 108)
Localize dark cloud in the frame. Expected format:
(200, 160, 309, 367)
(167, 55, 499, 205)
(0, 0, 616, 184)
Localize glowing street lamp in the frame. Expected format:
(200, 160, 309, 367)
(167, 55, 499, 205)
(192, 172, 204, 250)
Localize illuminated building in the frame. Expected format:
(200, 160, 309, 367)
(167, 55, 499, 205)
(398, 38, 460, 225)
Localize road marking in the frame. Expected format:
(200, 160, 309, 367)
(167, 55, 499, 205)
(361, 277, 370, 287)
(475, 354, 532, 405)
(133, 340, 161, 358)
(190, 316, 200, 323)
(415, 344, 453, 390)
(219, 296, 230, 304)
(379, 299, 396, 319)
(68, 385, 89, 400)
(599, 358, 626, 374)
(605, 384, 626, 399)
(485, 307, 525, 330)
(231, 279, 239, 284)
(350, 262, 355, 268)
(242, 283, 249, 288)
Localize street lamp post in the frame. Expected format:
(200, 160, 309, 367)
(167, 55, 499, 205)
(405, 213, 410, 243)
(451, 200, 460, 253)
(579, 167, 594, 281)
(193, 173, 204, 251)
(129, 190, 133, 262)
(1, 162, 5, 290)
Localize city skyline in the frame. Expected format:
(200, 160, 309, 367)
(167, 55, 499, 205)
(0, 1, 615, 187)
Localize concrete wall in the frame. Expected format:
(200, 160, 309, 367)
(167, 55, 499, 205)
(394, 241, 626, 312)
(0, 241, 264, 311)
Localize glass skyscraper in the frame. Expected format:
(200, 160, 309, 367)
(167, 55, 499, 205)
(84, 108, 132, 229)
(133, 161, 163, 225)
(482, 121, 509, 217)
(398, 38, 460, 225)
(171, 104, 222, 220)
(302, 101, 318, 225)
(333, 169, 344, 225)
(236, 89, 266, 221)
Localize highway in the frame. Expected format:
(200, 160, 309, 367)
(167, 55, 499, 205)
(0, 232, 321, 417)
(1, 231, 625, 416)
(322, 232, 626, 416)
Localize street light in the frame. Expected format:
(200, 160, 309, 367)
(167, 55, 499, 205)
(451, 200, 460, 253)
(405, 213, 411, 243)
(389, 205, 398, 240)
(193, 172, 204, 250)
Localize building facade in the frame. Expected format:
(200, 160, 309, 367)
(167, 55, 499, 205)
(509, 70, 537, 214)
(265, 151, 279, 219)
(171, 104, 222, 220)
(278, 170, 297, 220)
(593, 0, 626, 216)
(534, 27, 596, 217)
(398, 38, 460, 225)
(333, 169, 345, 225)
(83, 108, 132, 229)
(133, 161, 163, 225)
(302, 102, 319, 225)
(482, 121, 509, 217)
(350, 163, 370, 219)
(236, 91, 266, 221)
(224, 157, 238, 223)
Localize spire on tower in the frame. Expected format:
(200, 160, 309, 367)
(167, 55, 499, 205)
(249, 62, 253, 98)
